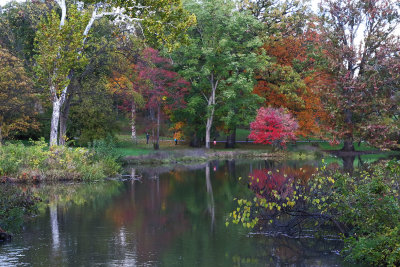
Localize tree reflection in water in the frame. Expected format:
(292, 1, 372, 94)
(0, 160, 349, 266)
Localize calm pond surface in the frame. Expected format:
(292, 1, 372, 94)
(1, 156, 385, 266)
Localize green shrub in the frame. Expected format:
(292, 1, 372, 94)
(0, 138, 121, 181)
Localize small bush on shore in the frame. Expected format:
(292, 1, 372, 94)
(0, 138, 121, 181)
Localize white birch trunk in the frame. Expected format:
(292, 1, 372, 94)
(205, 77, 217, 149)
(49, 2, 118, 146)
(205, 114, 213, 149)
(50, 99, 61, 146)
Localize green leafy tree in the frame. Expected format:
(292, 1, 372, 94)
(34, 3, 91, 146)
(0, 0, 52, 65)
(89, 0, 196, 50)
(172, 0, 265, 148)
(35, 0, 194, 147)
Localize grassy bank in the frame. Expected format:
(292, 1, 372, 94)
(115, 132, 386, 159)
(121, 148, 321, 165)
(0, 139, 121, 182)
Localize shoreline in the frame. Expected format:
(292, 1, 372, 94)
(121, 149, 316, 165)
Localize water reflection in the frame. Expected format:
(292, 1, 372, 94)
(205, 163, 215, 231)
(49, 204, 60, 251)
(0, 159, 353, 266)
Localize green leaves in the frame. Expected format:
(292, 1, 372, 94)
(34, 4, 91, 97)
(104, 0, 196, 51)
(172, 0, 265, 133)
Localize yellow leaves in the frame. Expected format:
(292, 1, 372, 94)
(326, 176, 335, 184)
(287, 200, 296, 207)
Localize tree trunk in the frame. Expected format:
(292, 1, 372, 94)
(58, 94, 72, 146)
(342, 134, 355, 152)
(58, 113, 67, 146)
(342, 109, 355, 152)
(50, 99, 61, 146)
(189, 133, 201, 147)
(0, 124, 2, 146)
(131, 102, 136, 143)
(225, 128, 236, 148)
(205, 115, 213, 149)
(205, 78, 217, 149)
(153, 105, 160, 150)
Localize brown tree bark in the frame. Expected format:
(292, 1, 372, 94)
(0, 124, 2, 146)
(225, 128, 236, 148)
(58, 92, 73, 146)
(342, 133, 355, 152)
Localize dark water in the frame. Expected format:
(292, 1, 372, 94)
(0, 158, 371, 266)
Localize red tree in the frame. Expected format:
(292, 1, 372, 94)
(248, 107, 298, 146)
(136, 48, 190, 149)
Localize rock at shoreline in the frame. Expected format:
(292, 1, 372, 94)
(0, 228, 12, 242)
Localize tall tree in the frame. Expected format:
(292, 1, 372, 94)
(173, 0, 265, 148)
(108, 57, 145, 142)
(98, 0, 196, 50)
(35, 0, 194, 146)
(34, 2, 93, 146)
(318, 0, 400, 150)
(0, 46, 38, 143)
(254, 29, 331, 138)
(136, 48, 189, 149)
(0, 0, 52, 66)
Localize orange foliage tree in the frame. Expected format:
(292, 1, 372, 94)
(254, 27, 332, 138)
(0, 46, 38, 143)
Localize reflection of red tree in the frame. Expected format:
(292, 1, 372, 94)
(105, 179, 188, 264)
(249, 165, 317, 199)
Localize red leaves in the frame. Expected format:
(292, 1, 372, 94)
(108, 48, 189, 116)
(136, 48, 189, 112)
(248, 107, 298, 146)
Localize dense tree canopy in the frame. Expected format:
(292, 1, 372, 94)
(318, 0, 400, 150)
(0, 0, 399, 151)
(172, 0, 265, 148)
(0, 46, 37, 143)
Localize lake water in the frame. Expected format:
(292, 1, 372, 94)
(0, 157, 377, 266)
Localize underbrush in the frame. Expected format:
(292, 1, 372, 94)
(0, 138, 121, 181)
(228, 159, 400, 266)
